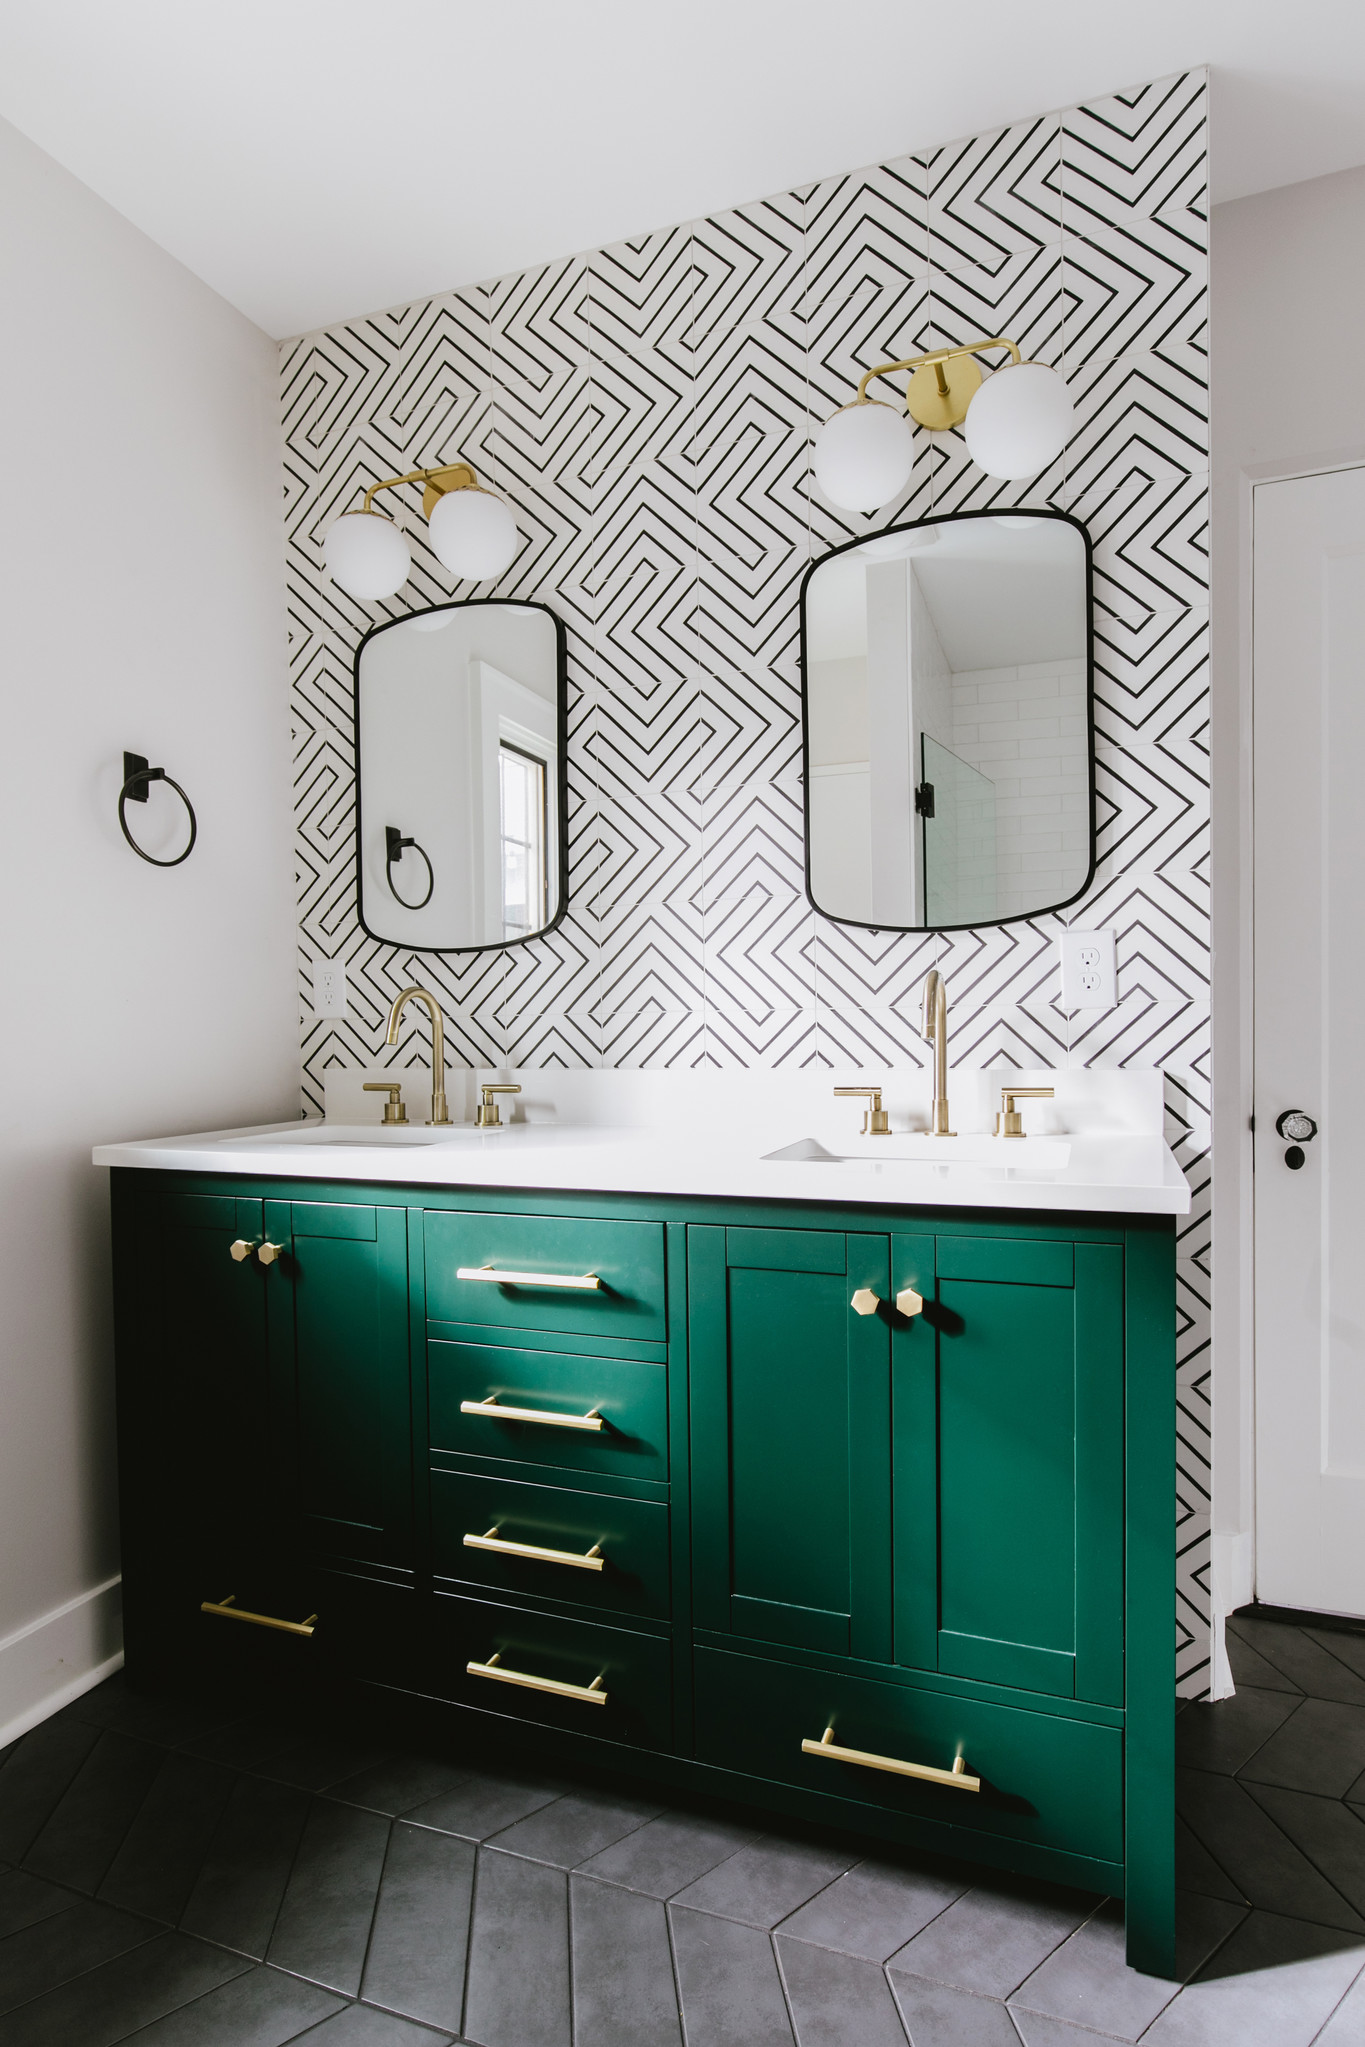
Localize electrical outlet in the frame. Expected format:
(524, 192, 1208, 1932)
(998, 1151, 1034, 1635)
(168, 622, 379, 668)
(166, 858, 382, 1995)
(314, 962, 349, 1017)
(1058, 929, 1116, 1011)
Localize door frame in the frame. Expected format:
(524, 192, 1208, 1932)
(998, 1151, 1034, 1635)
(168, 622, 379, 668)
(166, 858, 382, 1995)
(1214, 449, 1365, 1691)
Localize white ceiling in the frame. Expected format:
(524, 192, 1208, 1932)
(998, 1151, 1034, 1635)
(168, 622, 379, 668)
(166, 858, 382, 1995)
(2, 0, 1363, 338)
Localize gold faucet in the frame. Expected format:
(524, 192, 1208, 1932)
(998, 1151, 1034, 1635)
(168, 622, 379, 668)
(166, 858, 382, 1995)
(833, 1085, 890, 1136)
(476, 1082, 521, 1129)
(996, 1085, 1054, 1138)
(384, 985, 452, 1125)
(922, 970, 955, 1136)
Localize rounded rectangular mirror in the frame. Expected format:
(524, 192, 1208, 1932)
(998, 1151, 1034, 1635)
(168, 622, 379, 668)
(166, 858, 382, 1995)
(801, 510, 1093, 931)
(355, 599, 567, 951)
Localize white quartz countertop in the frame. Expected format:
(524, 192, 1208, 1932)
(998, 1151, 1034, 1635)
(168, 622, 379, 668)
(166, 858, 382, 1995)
(93, 1115, 1191, 1216)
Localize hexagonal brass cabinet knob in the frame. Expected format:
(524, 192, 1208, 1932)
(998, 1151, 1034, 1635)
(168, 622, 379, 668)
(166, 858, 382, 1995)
(257, 1242, 287, 1266)
(896, 1286, 925, 1317)
(228, 1239, 256, 1262)
(850, 1288, 881, 1316)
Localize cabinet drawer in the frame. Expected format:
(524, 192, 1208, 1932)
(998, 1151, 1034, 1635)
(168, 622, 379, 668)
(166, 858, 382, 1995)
(424, 1211, 666, 1342)
(429, 1339, 667, 1481)
(437, 1592, 671, 1749)
(433, 1470, 670, 1620)
(695, 1648, 1123, 1870)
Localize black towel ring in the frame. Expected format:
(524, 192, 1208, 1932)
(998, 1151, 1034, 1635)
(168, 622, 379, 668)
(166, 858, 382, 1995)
(386, 825, 434, 909)
(119, 754, 197, 868)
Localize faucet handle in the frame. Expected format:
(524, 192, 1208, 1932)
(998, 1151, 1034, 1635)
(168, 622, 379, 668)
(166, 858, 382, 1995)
(833, 1085, 890, 1137)
(363, 1081, 409, 1126)
(477, 1082, 521, 1130)
(996, 1085, 1054, 1138)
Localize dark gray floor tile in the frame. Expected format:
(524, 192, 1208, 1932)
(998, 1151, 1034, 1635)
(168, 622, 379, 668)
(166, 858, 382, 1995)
(776, 1856, 967, 1962)
(490, 1787, 662, 1869)
(0, 1714, 102, 1862)
(886, 1877, 1097, 1998)
(325, 1756, 472, 1818)
(1176, 1766, 1365, 1932)
(0, 1894, 156, 2013)
(1010, 2014, 1136, 2045)
(118, 1962, 345, 2043)
(253, 1735, 393, 1795)
(180, 1720, 305, 1773)
(571, 1874, 681, 2047)
(1303, 1626, 1365, 1682)
(671, 1834, 855, 1928)
(267, 1798, 390, 1995)
(670, 1905, 794, 2047)
(403, 1770, 567, 1842)
(1175, 1686, 1301, 1776)
(0, 1867, 77, 1938)
(1174, 1816, 1246, 1904)
(180, 1774, 311, 1958)
(1243, 1783, 1365, 1917)
(577, 1810, 759, 1898)
(0, 1931, 249, 2047)
(71, 1675, 238, 1751)
(1225, 1618, 1365, 1705)
(23, 1728, 165, 1893)
(294, 2006, 455, 2044)
(889, 1973, 1021, 2046)
(1223, 1621, 1304, 1694)
(99, 1752, 235, 1922)
(463, 1847, 570, 2047)
(1238, 1697, 1365, 1798)
(1008, 1894, 1242, 2041)
(776, 1935, 910, 2047)
(359, 1821, 474, 2032)
(1141, 1909, 1365, 2045)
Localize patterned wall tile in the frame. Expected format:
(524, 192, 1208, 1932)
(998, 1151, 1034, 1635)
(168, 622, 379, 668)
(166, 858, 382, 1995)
(281, 70, 1211, 1691)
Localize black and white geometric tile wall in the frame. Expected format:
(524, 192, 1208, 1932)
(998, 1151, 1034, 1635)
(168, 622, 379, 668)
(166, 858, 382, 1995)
(282, 70, 1211, 1691)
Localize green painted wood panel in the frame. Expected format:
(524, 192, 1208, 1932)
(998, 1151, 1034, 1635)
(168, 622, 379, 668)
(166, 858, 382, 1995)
(424, 1210, 665, 1341)
(937, 1237, 1074, 1287)
(432, 1469, 670, 1619)
(429, 1339, 667, 1481)
(693, 1645, 1124, 1868)
(689, 1224, 891, 1661)
(438, 1591, 672, 1749)
(891, 1233, 937, 1673)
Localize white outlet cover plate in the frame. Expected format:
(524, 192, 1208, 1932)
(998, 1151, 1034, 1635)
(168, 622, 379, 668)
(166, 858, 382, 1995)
(314, 962, 349, 1017)
(1059, 928, 1116, 1011)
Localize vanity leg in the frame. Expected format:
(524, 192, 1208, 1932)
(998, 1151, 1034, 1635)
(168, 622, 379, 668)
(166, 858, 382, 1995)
(1123, 1221, 1177, 1978)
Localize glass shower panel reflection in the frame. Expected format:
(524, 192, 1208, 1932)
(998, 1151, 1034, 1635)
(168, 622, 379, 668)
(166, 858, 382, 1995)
(921, 734, 998, 927)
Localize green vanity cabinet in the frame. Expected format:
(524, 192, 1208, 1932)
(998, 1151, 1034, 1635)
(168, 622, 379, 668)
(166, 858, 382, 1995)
(109, 1172, 1174, 1978)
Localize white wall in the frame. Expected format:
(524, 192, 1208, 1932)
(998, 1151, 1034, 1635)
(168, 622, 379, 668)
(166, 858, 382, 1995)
(1211, 162, 1365, 1689)
(0, 117, 298, 1739)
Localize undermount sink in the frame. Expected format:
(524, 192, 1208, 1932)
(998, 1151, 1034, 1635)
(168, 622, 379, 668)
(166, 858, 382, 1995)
(765, 1134, 1072, 1169)
(218, 1124, 484, 1150)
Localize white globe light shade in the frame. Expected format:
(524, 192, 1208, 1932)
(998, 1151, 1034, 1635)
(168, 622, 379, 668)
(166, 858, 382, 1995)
(324, 510, 411, 599)
(963, 362, 1073, 481)
(812, 401, 914, 512)
(427, 487, 519, 581)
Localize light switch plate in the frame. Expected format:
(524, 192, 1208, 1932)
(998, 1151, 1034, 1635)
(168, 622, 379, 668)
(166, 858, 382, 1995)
(1058, 929, 1116, 1010)
(314, 962, 349, 1017)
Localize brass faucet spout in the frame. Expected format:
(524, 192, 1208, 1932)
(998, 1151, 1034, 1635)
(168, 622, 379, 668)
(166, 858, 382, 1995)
(385, 985, 451, 1126)
(921, 971, 955, 1137)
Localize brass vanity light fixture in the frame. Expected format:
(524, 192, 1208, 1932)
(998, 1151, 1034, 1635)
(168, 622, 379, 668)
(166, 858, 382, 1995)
(812, 334, 1074, 510)
(324, 459, 519, 600)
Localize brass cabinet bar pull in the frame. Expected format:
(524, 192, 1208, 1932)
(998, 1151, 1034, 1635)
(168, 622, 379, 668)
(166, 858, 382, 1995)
(466, 1650, 608, 1705)
(200, 1594, 318, 1638)
(460, 1396, 605, 1432)
(457, 1265, 601, 1291)
(801, 1724, 980, 1791)
(464, 1527, 606, 1572)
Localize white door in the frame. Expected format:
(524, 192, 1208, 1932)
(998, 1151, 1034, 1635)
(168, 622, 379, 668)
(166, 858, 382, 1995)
(1254, 466, 1365, 1614)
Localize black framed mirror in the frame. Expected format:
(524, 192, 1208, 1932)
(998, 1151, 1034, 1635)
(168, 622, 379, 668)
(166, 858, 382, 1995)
(799, 508, 1095, 932)
(354, 597, 568, 951)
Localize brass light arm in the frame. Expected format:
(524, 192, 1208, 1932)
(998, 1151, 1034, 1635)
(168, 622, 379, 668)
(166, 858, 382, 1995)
(361, 461, 478, 519)
(855, 336, 1022, 432)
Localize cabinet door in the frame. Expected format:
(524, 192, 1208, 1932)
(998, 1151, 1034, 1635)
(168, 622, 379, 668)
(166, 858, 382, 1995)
(690, 1225, 891, 1660)
(894, 1233, 1123, 1704)
(264, 1198, 414, 1572)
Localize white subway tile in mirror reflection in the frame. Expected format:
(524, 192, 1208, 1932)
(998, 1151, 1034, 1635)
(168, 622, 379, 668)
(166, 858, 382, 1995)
(282, 70, 1210, 1688)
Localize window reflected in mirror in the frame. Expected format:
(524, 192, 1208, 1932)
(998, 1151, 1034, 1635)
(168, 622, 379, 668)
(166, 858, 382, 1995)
(355, 599, 565, 951)
(801, 511, 1092, 931)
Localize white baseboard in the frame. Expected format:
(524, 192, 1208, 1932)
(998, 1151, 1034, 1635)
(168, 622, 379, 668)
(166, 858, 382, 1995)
(0, 1576, 124, 1750)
